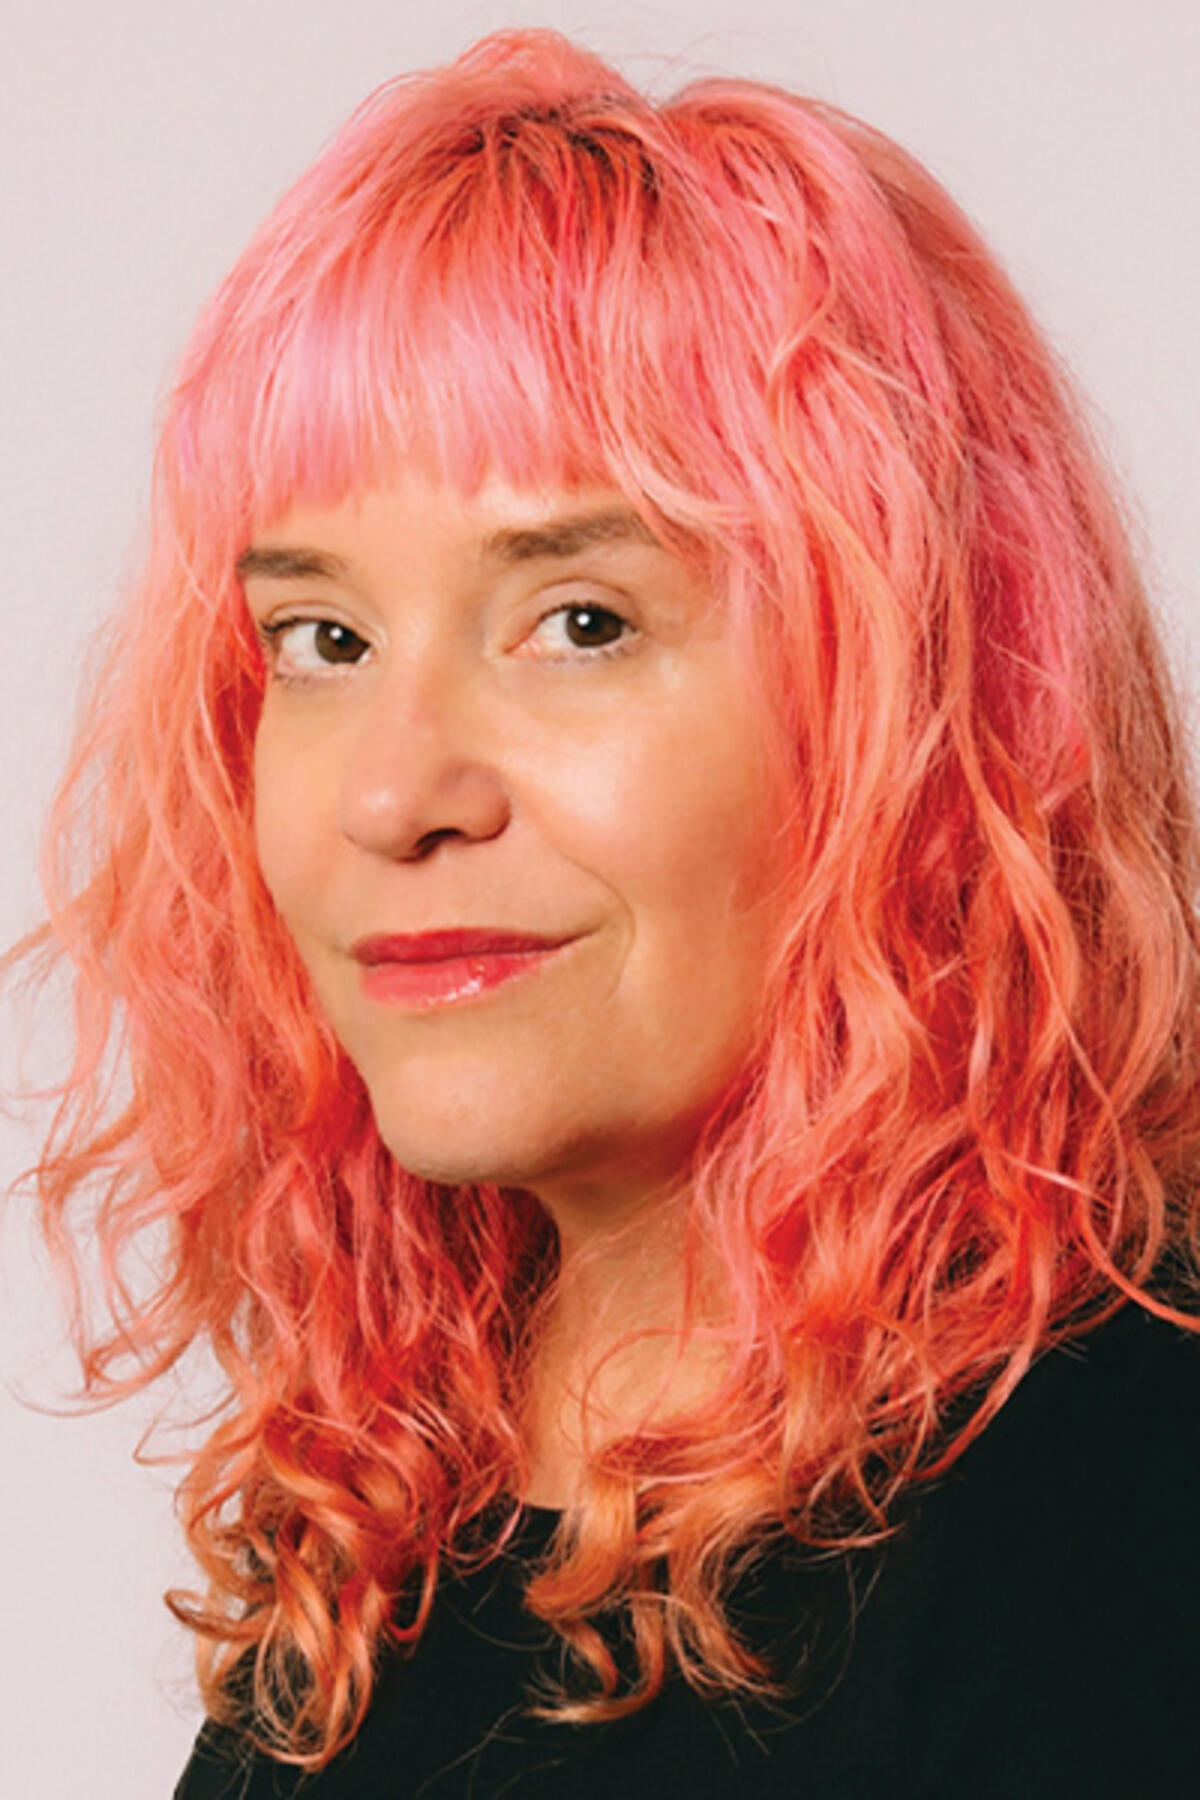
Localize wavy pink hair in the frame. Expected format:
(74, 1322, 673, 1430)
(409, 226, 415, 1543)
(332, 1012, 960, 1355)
(8, 26, 1200, 1768)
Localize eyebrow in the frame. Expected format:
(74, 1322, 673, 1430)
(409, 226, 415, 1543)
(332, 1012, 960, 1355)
(482, 507, 659, 562)
(234, 546, 351, 583)
(234, 506, 659, 585)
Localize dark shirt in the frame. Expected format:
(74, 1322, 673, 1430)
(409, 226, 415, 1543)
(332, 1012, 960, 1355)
(175, 1305, 1200, 1797)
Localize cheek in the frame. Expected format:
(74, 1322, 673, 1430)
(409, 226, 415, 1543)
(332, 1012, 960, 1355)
(646, 700, 777, 911)
(251, 719, 330, 925)
(542, 684, 784, 1001)
(541, 682, 772, 886)
(251, 731, 289, 906)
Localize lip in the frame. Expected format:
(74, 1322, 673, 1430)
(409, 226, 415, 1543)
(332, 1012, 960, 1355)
(351, 928, 578, 1011)
(352, 929, 575, 964)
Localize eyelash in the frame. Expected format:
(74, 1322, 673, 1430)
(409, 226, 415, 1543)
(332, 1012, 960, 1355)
(254, 603, 638, 682)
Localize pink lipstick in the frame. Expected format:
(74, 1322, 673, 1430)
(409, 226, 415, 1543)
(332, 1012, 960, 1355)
(351, 929, 574, 1009)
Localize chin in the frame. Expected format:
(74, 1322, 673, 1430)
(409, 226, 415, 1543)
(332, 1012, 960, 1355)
(368, 1098, 577, 1192)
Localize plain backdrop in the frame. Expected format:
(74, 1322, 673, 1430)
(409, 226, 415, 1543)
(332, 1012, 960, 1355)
(1, 2, 1196, 1794)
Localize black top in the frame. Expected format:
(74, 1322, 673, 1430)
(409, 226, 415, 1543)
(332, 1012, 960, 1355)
(175, 1306, 1200, 1798)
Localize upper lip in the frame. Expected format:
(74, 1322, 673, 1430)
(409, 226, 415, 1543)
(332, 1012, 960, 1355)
(351, 929, 576, 965)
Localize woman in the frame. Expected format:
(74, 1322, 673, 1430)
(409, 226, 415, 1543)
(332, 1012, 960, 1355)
(11, 26, 1200, 1797)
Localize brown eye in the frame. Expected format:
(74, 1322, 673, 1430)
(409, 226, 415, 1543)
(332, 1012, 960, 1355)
(310, 621, 367, 663)
(562, 605, 628, 649)
(521, 601, 636, 661)
(257, 615, 371, 679)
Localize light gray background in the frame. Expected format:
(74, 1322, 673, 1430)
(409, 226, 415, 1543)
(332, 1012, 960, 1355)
(1, 2, 1196, 1794)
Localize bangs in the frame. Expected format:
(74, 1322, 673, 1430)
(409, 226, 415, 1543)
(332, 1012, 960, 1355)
(168, 91, 776, 552)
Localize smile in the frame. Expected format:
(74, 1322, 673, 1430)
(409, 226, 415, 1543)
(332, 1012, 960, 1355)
(352, 930, 577, 1011)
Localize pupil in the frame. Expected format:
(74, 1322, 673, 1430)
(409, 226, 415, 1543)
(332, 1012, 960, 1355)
(566, 607, 621, 648)
(316, 622, 362, 662)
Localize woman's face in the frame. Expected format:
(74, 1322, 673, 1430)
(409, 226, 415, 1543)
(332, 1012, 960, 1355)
(245, 473, 788, 1229)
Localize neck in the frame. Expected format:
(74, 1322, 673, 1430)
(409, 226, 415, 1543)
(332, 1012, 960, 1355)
(519, 1177, 723, 1509)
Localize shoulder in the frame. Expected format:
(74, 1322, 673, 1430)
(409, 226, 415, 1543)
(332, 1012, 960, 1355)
(862, 1304, 1200, 1796)
(932, 1302, 1200, 1556)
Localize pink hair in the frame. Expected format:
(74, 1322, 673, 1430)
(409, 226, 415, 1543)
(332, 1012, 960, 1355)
(8, 25, 1200, 1767)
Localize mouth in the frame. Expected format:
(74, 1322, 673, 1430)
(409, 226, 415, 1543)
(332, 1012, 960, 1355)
(351, 929, 578, 1010)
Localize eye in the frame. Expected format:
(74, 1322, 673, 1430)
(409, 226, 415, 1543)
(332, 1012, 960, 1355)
(255, 616, 371, 679)
(525, 603, 635, 659)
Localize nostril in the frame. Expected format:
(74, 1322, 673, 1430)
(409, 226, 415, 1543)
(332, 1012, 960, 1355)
(412, 826, 464, 860)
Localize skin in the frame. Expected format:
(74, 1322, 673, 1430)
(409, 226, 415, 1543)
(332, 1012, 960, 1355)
(244, 471, 790, 1495)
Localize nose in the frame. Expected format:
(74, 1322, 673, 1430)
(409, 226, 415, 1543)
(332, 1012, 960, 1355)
(336, 665, 512, 861)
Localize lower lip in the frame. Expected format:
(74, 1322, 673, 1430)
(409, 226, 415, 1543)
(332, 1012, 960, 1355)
(359, 945, 570, 1009)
